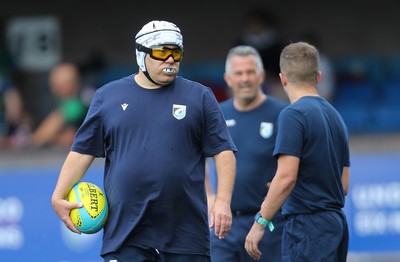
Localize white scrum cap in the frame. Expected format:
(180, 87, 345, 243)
(135, 20, 183, 71)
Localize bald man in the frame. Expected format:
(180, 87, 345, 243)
(30, 63, 87, 148)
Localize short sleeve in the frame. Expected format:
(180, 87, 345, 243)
(273, 108, 304, 159)
(71, 90, 106, 157)
(202, 87, 237, 157)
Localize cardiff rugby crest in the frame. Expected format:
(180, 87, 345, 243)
(172, 104, 186, 120)
(260, 122, 273, 139)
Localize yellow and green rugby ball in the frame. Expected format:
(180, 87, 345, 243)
(67, 181, 108, 234)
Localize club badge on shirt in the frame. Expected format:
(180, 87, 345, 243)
(172, 104, 186, 120)
(260, 122, 273, 139)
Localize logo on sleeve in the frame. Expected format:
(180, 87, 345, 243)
(260, 122, 273, 139)
(121, 103, 128, 111)
(172, 104, 186, 120)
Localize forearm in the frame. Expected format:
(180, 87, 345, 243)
(259, 155, 298, 221)
(213, 150, 236, 203)
(260, 173, 295, 220)
(209, 150, 236, 238)
(52, 151, 95, 201)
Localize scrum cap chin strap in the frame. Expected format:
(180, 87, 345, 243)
(143, 68, 162, 86)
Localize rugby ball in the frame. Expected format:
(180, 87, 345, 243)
(67, 181, 108, 234)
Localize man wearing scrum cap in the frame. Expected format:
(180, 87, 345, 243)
(51, 20, 237, 262)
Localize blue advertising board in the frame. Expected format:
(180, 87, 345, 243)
(0, 164, 105, 261)
(344, 152, 400, 253)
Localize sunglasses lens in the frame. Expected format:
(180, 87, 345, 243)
(172, 51, 183, 61)
(151, 48, 183, 61)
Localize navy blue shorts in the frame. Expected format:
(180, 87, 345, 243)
(282, 211, 348, 262)
(102, 245, 210, 262)
(210, 212, 284, 262)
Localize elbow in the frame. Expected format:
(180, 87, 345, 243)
(281, 175, 296, 193)
(287, 177, 297, 192)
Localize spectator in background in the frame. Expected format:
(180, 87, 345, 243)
(29, 62, 87, 148)
(1, 87, 32, 148)
(234, 7, 285, 98)
(0, 68, 12, 147)
(0, 18, 31, 149)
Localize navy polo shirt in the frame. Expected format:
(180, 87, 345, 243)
(71, 75, 237, 256)
(273, 96, 350, 216)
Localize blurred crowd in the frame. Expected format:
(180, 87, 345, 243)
(0, 48, 106, 150)
(0, 62, 91, 150)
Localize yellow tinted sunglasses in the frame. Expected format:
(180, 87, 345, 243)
(136, 44, 184, 62)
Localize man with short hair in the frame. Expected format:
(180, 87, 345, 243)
(245, 42, 350, 262)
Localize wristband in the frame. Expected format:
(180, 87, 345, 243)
(254, 212, 275, 232)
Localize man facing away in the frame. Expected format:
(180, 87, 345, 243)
(245, 42, 350, 262)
